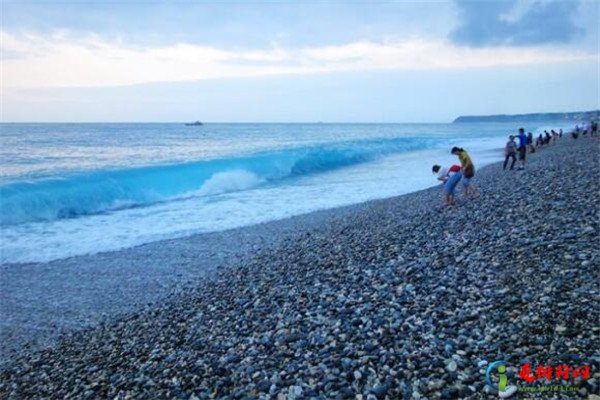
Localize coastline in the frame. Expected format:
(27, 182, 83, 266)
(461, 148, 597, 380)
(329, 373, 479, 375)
(1, 137, 599, 398)
(0, 165, 445, 364)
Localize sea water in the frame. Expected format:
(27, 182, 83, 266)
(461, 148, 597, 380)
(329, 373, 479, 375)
(0, 122, 570, 264)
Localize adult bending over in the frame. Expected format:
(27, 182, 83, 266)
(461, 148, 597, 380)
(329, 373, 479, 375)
(451, 146, 479, 197)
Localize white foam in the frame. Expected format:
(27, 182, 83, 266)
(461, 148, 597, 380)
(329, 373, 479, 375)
(194, 170, 264, 197)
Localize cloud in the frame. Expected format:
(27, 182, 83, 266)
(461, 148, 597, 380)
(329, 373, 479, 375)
(451, 0, 584, 47)
(1, 29, 595, 90)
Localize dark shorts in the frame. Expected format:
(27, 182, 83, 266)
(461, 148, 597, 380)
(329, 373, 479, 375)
(518, 147, 526, 160)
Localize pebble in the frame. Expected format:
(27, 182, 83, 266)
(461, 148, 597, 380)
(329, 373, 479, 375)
(446, 360, 458, 372)
(370, 383, 388, 397)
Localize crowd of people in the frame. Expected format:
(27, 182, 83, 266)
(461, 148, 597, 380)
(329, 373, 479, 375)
(432, 119, 599, 206)
(572, 120, 598, 139)
(504, 127, 561, 171)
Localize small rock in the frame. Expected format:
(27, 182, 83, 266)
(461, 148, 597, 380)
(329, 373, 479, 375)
(370, 383, 388, 397)
(446, 360, 458, 372)
(555, 325, 567, 334)
(257, 379, 271, 392)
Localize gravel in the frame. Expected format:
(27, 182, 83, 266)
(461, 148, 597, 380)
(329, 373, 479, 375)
(0, 195, 361, 366)
(1, 136, 598, 399)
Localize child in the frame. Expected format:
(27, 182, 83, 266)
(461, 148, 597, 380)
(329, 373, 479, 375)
(503, 135, 517, 170)
(432, 164, 461, 205)
(432, 164, 461, 182)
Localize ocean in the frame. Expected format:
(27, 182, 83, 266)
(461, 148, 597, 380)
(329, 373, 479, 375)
(0, 122, 571, 264)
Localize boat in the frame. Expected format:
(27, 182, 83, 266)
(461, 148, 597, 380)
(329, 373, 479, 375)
(185, 121, 203, 126)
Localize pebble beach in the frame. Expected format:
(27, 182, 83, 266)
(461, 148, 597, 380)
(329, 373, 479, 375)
(1, 136, 599, 399)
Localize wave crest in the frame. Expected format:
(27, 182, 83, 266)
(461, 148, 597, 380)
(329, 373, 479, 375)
(0, 137, 432, 225)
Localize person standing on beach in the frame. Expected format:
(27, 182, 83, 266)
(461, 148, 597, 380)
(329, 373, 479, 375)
(516, 128, 527, 170)
(451, 147, 478, 197)
(432, 164, 462, 206)
(503, 135, 517, 170)
(591, 121, 598, 137)
(527, 132, 535, 153)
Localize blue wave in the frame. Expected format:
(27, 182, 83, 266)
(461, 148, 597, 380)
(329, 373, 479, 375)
(0, 137, 434, 225)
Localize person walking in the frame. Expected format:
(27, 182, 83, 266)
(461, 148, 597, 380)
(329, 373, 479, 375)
(503, 135, 518, 170)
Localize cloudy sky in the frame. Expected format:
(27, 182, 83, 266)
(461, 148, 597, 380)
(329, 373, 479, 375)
(1, 0, 598, 122)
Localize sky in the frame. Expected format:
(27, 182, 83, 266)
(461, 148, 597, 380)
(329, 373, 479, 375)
(1, 0, 598, 122)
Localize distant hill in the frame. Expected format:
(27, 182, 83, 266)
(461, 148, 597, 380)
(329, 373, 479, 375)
(453, 110, 599, 123)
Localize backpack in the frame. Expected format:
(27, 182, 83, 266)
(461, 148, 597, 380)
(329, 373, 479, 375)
(507, 141, 517, 154)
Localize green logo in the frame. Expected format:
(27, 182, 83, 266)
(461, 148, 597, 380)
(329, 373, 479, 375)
(497, 363, 508, 392)
(486, 360, 517, 397)
(486, 360, 507, 391)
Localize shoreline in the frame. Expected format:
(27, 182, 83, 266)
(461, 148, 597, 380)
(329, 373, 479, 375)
(1, 138, 507, 266)
(1, 136, 599, 398)
(0, 164, 446, 364)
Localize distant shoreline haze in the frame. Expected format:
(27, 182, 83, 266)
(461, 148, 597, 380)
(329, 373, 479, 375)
(453, 110, 600, 123)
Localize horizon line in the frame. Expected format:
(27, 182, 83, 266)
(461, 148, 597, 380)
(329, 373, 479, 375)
(1, 109, 597, 125)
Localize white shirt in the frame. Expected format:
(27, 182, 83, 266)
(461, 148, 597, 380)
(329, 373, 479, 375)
(437, 167, 456, 181)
